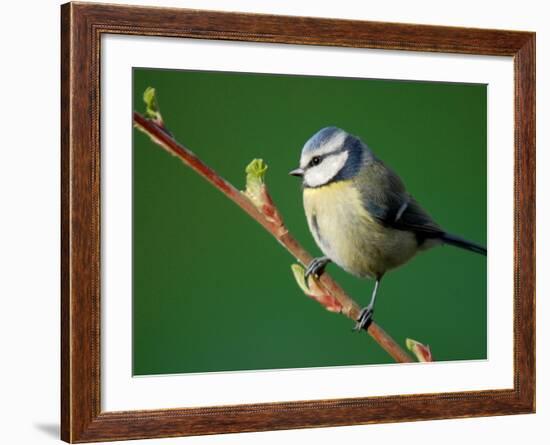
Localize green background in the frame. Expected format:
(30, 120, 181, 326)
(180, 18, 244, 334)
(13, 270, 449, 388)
(132, 68, 487, 375)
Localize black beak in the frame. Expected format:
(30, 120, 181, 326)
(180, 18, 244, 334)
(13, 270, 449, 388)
(289, 168, 304, 177)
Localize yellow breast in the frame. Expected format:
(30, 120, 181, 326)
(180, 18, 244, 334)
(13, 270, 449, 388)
(303, 181, 418, 278)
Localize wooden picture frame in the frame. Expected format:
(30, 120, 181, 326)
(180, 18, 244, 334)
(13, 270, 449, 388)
(61, 2, 535, 442)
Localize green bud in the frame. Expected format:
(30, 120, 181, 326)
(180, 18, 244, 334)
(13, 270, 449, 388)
(406, 338, 433, 362)
(243, 159, 268, 208)
(290, 264, 310, 295)
(143, 86, 163, 125)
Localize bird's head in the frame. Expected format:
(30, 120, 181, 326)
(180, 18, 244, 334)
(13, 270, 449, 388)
(289, 127, 371, 188)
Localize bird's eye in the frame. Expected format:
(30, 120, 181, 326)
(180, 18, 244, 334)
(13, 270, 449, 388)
(309, 156, 321, 167)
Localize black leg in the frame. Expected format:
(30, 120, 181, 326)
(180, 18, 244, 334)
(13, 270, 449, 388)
(353, 279, 381, 331)
(304, 256, 331, 283)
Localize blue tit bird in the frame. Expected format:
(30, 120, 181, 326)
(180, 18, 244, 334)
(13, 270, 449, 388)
(289, 126, 486, 331)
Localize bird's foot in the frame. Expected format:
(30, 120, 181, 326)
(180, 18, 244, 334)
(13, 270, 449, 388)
(304, 257, 331, 284)
(353, 305, 374, 332)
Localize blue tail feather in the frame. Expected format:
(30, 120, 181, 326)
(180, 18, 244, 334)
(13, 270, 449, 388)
(440, 233, 487, 256)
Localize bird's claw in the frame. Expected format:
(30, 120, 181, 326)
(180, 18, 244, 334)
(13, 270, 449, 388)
(353, 305, 374, 331)
(304, 257, 330, 286)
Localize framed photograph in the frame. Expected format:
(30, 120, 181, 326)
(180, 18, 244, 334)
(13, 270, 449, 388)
(61, 2, 535, 442)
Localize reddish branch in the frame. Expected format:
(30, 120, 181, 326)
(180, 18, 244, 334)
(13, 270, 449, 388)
(133, 111, 414, 363)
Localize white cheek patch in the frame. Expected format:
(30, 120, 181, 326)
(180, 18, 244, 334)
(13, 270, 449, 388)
(304, 151, 349, 188)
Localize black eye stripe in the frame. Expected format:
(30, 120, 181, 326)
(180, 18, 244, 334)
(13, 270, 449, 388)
(309, 156, 321, 166)
(306, 149, 346, 169)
